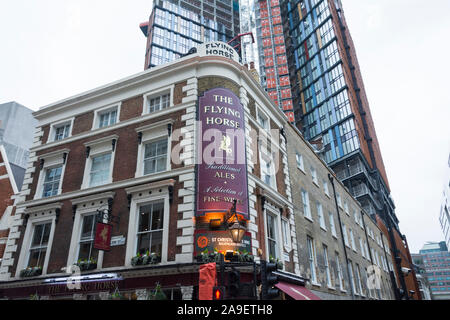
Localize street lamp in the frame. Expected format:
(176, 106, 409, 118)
(226, 200, 247, 243)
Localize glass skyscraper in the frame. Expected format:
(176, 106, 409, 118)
(141, 0, 240, 69)
(282, 0, 398, 230)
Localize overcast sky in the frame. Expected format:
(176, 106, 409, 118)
(1, 1, 449, 253)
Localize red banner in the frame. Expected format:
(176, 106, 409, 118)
(93, 223, 112, 251)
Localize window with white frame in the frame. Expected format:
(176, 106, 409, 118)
(266, 213, 279, 259)
(336, 253, 344, 290)
(342, 224, 349, 247)
(260, 150, 277, 189)
(349, 229, 356, 251)
(323, 179, 330, 196)
(82, 135, 117, 189)
(136, 120, 172, 178)
(143, 139, 168, 175)
(355, 263, 364, 296)
(344, 200, 349, 214)
(307, 237, 317, 284)
(95, 105, 119, 129)
(281, 218, 290, 249)
(301, 190, 312, 220)
(296, 153, 305, 172)
(365, 241, 370, 260)
(89, 153, 112, 187)
(35, 149, 69, 200)
(42, 166, 63, 198)
(310, 166, 318, 185)
(146, 93, 170, 114)
(317, 202, 326, 230)
(77, 214, 99, 262)
(336, 193, 342, 208)
(329, 212, 337, 237)
(17, 205, 58, 277)
(136, 201, 164, 259)
(359, 237, 365, 258)
(354, 210, 359, 225)
(348, 260, 357, 294)
(53, 122, 72, 141)
(257, 109, 270, 131)
(27, 222, 52, 269)
(323, 245, 332, 287)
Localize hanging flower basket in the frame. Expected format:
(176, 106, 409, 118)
(74, 258, 97, 271)
(20, 267, 42, 278)
(148, 283, 168, 300)
(131, 251, 161, 266)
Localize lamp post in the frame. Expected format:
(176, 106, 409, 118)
(226, 200, 246, 243)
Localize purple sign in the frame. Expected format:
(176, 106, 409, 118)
(196, 88, 249, 220)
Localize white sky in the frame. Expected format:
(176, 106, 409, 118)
(1, 0, 449, 252)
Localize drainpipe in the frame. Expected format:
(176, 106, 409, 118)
(328, 174, 355, 300)
(360, 210, 381, 300)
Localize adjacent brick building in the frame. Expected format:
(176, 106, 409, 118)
(285, 123, 394, 300)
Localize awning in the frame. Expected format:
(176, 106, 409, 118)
(275, 282, 321, 300)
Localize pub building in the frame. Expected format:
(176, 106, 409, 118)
(0, 42, 309, 300)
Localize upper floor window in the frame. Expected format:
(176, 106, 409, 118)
(281, 218, 290, 249)
(144, 139, 168, 175)
(301, 190, 312, 220)
(42, 166, 62, 198)
(54, 124, 71, 141)
(317, 202, 326, 230)
(323, 179, 330, 196)
(336, 193, 342, 208)
(35, 149, 69, 200)
(257, 109, 270, 131)
(27, 222, 51, 269)
(266, 212, 279, 259)
(307, 237, 317, 284)
(135, 120, 172, 178)
(310, 166, 318, 185)
(89, 153, 112, 188)
(82, 135, 117, 189)
(94, 105, 119, 129)
(260, 151, 276, 189)
(296, 153, 305, 172)
(329, 211, 337, 237)
(148, 94, 170, 113)
(136, 202, 164, 259)
(78, 214, 99, 263)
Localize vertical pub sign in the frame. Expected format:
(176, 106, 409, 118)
(195, 87, 250, 255)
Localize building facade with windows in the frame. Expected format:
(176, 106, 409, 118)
(413, 242, 450, 300)
(279, 0, 423, 299)
(0, 43, 306, 300)
(140, 0, 240, 69)
(285, 122, 394, 300)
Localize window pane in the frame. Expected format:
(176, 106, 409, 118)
(137, 233, 151, 255)
(28, 248, 46, 268)
(90, 153, 112, 187)
(150, 231, 163, 255)
(78, 242, 99, 261)
(42, 166, 62, 197)
(81, 215, 95, 240)
(151, 202, 164, 230)
(144, 140, 168, 175)
(139, 204, 152, 232)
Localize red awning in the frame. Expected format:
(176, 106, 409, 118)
(275, 282, 321, 300)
